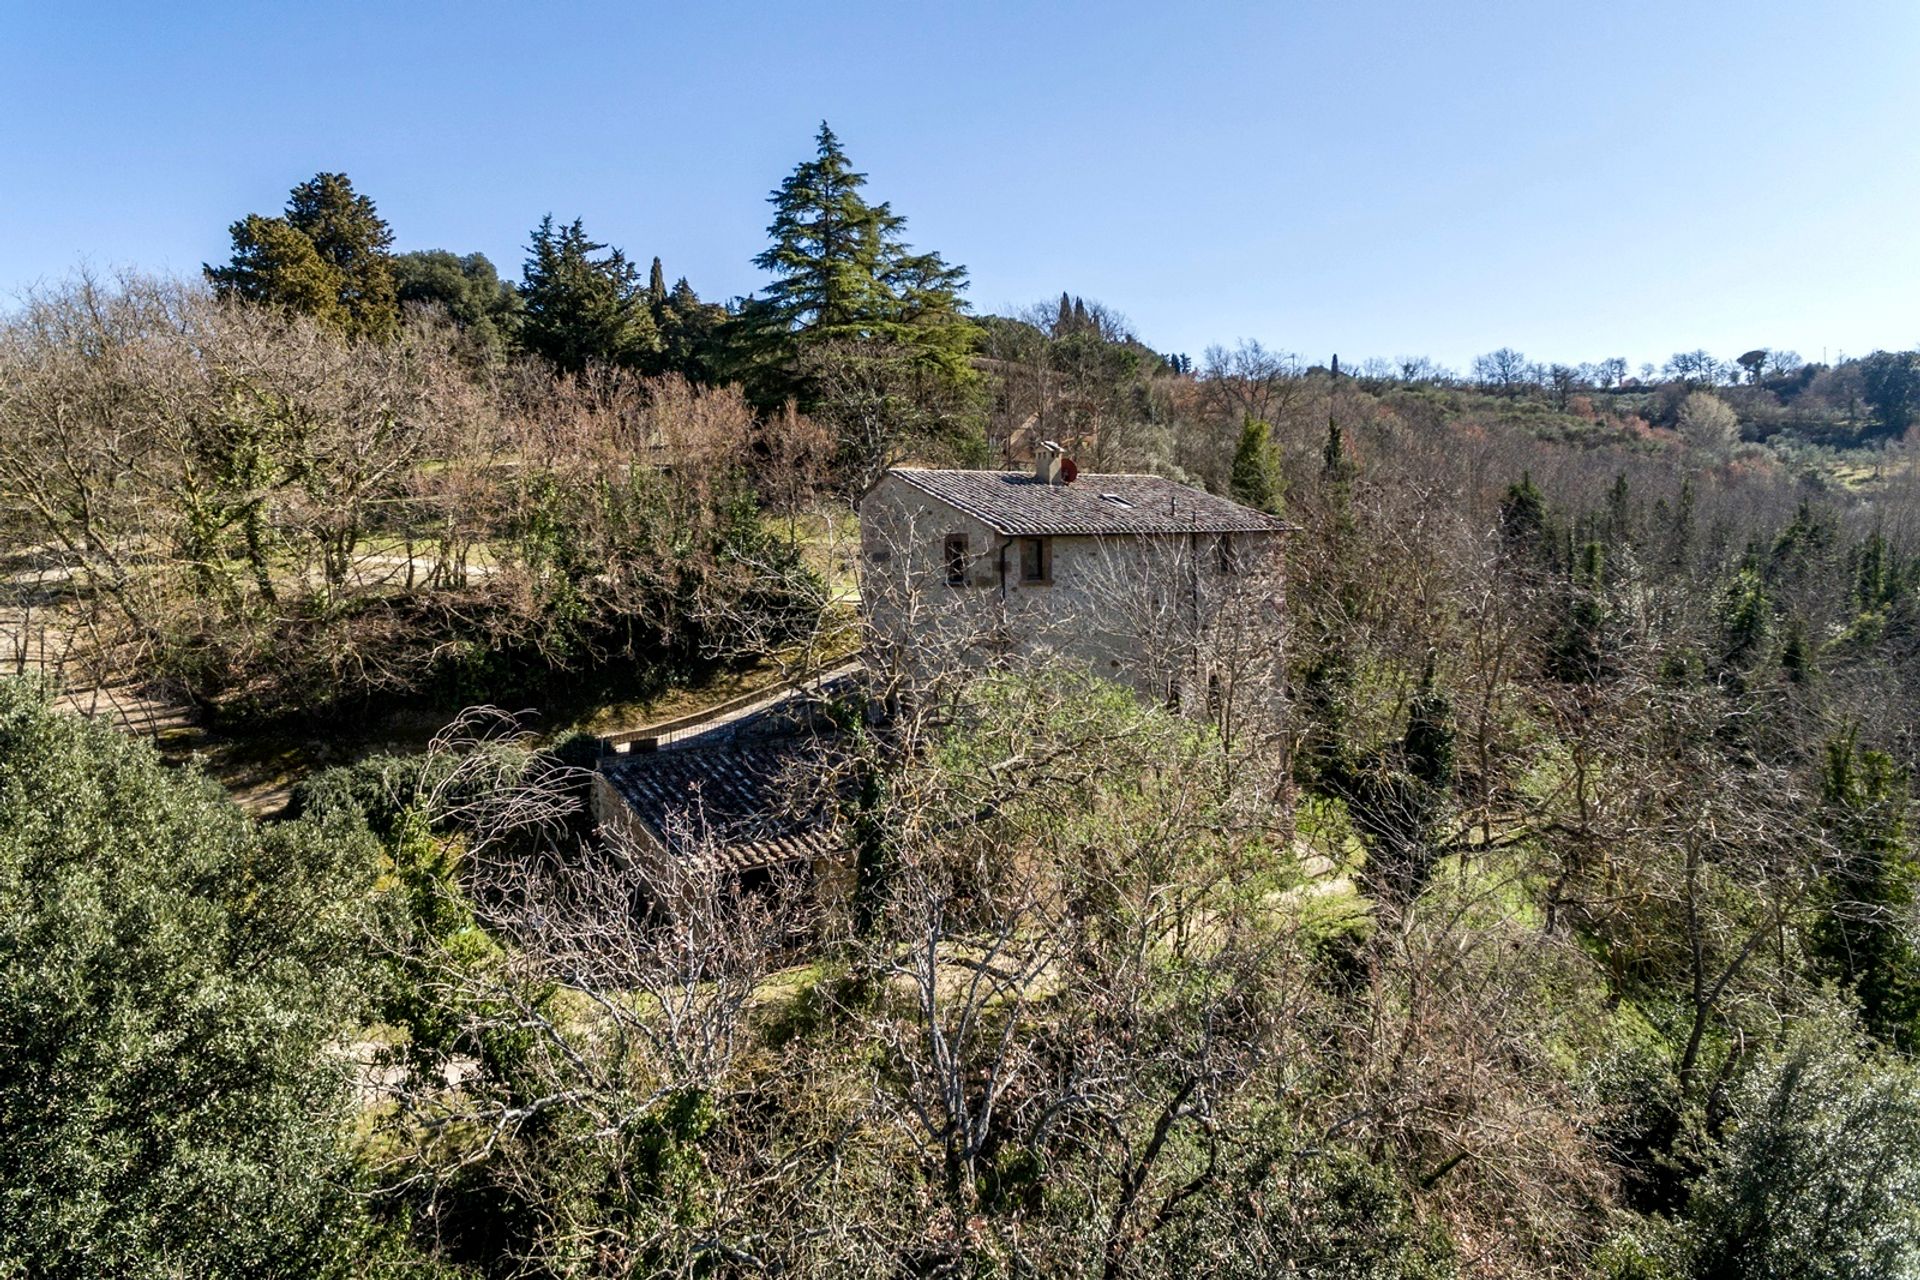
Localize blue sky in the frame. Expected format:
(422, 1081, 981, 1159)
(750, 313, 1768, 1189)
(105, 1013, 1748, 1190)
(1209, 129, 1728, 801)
(3, 1, 1916, 370)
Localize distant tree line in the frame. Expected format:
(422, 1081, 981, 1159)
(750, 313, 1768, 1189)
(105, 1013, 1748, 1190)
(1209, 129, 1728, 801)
(204, 124, 985, 469)
(197, 130, 1920, 512)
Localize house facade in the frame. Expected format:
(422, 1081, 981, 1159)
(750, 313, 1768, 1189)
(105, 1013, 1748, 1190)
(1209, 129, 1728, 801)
(859, 450, 1289, 701)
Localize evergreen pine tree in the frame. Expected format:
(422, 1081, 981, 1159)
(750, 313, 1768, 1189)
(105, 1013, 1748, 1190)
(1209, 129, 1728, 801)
(207, 215, 350, 331)
(284, 172, 398, 340)
(647, 256, 668, 310)
(516, 216, 657, 372)
(206, 171, 397, 341)
(743, 122, 979, 405)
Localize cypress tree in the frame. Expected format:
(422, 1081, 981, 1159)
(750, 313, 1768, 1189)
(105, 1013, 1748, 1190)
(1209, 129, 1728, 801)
(1815, 734, 1920, 1049)
(1321, 420, 1351, 484)
(1851, 531, 1903, 614)
(1320, 420, 1358, 567)
(1781, 625, 1812, 684)
(1769, 500, 1832, 584)
(655, 277, 728, 383)
(1717, 566, 1772, 674)
(1550, 540, 1611, 682)
(1348, 658, 1456, 905)
(1055, 291, 1073, 336)
(1403, 658, 1456, 792)
(1499, 473, 1549, 553)
(1229, 418, 1283, 513)
(647, 256, 668, 310)
(1605, 473, 1632, 546)
(1667, 477, 1696, 573)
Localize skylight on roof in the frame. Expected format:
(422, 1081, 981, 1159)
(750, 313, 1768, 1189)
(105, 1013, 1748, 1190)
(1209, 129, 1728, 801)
(1098, 493, 1133, 509)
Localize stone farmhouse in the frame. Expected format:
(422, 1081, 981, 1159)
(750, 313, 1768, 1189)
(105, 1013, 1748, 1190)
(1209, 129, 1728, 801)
(859, 446, 1290, 701)
(594, 449, 1288, 893)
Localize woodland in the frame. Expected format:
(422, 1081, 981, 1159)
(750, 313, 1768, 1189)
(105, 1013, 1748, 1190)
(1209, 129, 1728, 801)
(3, 124, 1920, 1278)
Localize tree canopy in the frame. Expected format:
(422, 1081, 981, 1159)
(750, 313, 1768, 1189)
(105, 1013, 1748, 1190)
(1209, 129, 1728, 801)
(393, 248, 520, 356)
(206, 171, 398, 341)
(739, 122, 979, 406)
(515, 215, 658, 372)
(0, 680, 380, 1277)
(1861, 350, 1920, 437)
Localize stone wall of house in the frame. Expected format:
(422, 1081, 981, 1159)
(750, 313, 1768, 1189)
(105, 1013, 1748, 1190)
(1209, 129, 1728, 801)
(858, 475, 1007, 687)
(858, 473, 1283, 700)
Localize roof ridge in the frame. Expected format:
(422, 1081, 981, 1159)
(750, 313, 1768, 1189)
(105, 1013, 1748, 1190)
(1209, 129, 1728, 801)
(880, 467, 1290, 536)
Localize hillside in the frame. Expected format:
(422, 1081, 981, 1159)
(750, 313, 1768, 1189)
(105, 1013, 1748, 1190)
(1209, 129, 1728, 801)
(5, 144, 1920, 1280)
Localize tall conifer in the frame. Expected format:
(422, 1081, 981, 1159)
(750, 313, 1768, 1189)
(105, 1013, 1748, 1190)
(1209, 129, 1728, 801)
(743, 122, 978, 404)
(516, 216, 657, 372)
(1229, 418, 1283, 513)
(206, 171, 397, 341)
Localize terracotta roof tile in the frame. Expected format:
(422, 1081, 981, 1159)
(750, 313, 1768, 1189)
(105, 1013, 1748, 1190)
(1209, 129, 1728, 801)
(884, 468, 1290, 536)
(600, 737, 840, 875)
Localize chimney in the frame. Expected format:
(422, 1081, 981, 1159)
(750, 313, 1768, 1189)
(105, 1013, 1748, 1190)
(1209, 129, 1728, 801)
(1034, 440, 1064, 485)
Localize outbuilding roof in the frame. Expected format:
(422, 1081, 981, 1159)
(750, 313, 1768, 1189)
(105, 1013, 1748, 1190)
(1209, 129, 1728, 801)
(881, 468, 1290, 537)
(600, 736, 840, 875)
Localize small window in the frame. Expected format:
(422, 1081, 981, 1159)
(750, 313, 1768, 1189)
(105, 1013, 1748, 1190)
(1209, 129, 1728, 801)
(1019, 536, 1051, 584)
(943, 533, 968, 586)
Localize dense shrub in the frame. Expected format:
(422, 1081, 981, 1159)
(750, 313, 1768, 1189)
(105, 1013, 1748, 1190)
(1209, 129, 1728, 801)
(0, 679, 382, 1277)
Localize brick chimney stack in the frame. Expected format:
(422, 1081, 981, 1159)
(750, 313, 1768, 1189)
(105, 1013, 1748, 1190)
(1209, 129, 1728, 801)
(1035, 440, 1064, 485)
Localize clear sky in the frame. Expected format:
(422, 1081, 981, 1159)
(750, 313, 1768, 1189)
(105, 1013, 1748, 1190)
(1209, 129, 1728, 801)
(3, 0, 1916, 371)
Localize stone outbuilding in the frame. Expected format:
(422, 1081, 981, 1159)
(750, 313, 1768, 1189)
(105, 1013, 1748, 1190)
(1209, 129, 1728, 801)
(594, 735, 842, 905)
